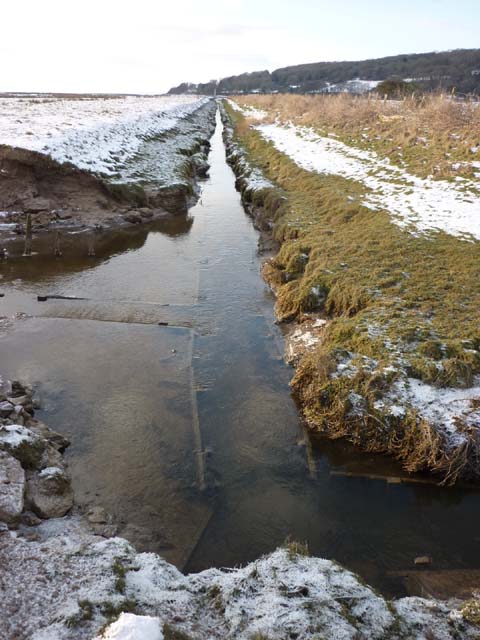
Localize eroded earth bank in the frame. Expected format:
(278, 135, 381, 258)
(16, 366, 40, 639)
(0, 94, 216, 236)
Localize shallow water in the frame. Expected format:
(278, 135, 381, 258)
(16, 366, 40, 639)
(1, 110, 480, 595)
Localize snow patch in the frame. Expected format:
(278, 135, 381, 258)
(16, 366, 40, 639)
(0, 518, 477, 639)
(39, 466, 64, 478)
(93, 613, 163, 640)
(227, 100, 267, 121)
(391, 376, 480, 440)
(0, 424, 36, 447)
(256, 123, 480, 240)
(290, 328, 321, 349)
(222, 107, 274, 193)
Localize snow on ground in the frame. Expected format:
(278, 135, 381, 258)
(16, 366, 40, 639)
(287, 318, 480, 445)
(330, 344, 480, 445)
(0, 94, 209, 176)
(379, 376, 480, 443)
(118, 99, 216, 188)
(285, 318, 328, 365)
(324, 79, 381, 94)
(0, 518, 477, 640)
(256, 123, 480, 240)
(228, 100, 268, 121)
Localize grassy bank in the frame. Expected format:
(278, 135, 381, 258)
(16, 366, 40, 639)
(233, 93, 480, 183)
(222, 100, 480, 483)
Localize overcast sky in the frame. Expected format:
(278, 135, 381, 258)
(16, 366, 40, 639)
(2, 0, 479, 94)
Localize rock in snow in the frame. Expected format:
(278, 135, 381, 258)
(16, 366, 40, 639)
(26, 466, 73, 518)
(0, 450, 25, 522)
(0, 401, 15, 418)
(0, 424, 45, 469)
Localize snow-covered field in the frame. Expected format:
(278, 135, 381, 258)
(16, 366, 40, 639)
(256, 123, 480, 240)
(0, 94, 209, 176)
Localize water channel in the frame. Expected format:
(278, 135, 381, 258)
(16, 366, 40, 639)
(1, 110, 479, 596)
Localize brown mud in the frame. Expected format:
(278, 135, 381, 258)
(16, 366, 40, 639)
(0, 145, 152, 227)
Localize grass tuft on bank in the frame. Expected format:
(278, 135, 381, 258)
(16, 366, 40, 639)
(222, 100, 480, 483)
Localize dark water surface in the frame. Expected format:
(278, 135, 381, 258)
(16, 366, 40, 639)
(1, 111, 479, 595)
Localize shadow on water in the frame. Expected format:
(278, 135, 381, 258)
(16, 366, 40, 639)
(1, 109, 480, 595)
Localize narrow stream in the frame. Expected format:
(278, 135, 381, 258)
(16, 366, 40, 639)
(1, 109, 479, 596)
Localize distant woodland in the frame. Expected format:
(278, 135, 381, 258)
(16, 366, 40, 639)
(169, 49, 480, 96)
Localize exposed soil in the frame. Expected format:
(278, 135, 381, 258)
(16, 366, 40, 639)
(0, 145, 173, 232)
(2, 146, 214, 243)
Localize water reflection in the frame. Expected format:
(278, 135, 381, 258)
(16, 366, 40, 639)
(1, 215, 193, 272)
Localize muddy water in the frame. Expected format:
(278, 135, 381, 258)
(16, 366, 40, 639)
(1, 110, 480, 595)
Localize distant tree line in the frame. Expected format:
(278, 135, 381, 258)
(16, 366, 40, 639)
(168, 49, 480, 96)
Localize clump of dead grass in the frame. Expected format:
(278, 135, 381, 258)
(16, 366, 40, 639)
(460, 599, 480, 625)
(291, 343, 480, 482)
